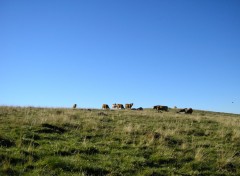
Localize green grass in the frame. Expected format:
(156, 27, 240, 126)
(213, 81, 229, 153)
(0, 106, 240, 175)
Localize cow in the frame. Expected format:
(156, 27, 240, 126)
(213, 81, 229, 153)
(153, 105, 159, 110)
(117, 104, 124, 109)
(131, 107, 143, 111)
(153, 105, 168, 112)
(125, 103, 133, 109)
(185, 108, 193, 114)
(177, 108, 193, 114)
(112, 103, 118, 109)
(72, 104, 77, 109)
(102, 104, 110, 110)
(178, 108, 187, 113)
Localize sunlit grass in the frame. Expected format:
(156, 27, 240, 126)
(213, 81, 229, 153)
(0, 106, 240, 175)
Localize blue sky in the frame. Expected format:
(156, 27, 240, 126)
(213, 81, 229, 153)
(1, 0, 240, 114)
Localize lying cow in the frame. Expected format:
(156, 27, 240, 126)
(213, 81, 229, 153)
(131, 107, 143, 111)
(153, 105, 168, 112)
(186, 108, 193, 114)
(177, 108, 193, 114)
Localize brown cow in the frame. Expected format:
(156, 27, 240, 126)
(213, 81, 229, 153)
(125, 103, 133, 109)
(117, 104, 124, 109)
(102, 104, 110, 110)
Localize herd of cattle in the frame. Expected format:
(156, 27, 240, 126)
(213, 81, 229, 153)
(102, 103, 144, 111)
(72, 103, 193, 114)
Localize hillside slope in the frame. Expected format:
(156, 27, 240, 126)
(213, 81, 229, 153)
(0, 106, 240, 175)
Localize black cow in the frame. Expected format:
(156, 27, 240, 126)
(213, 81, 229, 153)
(153, 105, 168, 112)
(72, 104, 77, 109)
(177, 108, 193, 114)
(185, 108, 193, 114)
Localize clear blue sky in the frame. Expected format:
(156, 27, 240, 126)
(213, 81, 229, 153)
(1, 0, 240, 114)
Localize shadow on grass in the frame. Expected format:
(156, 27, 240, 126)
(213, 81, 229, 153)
(164, 136, 183, 147)
(36, 123, 66, 134)
(20, 150, 40, 162)
(21, 138, 40, 147)
(0, 137, 15, 148)
(57, 146, 100, 156)
(0, 154, 27, 165)
(44, 157, 109, 175)
(0, 168, 19, 176)
(81, 166, 109, 176)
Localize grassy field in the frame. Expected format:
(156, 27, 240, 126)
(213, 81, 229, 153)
(0, 106, 240, 175)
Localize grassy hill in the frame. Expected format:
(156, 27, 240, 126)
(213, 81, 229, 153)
(0, 106, 240, 175)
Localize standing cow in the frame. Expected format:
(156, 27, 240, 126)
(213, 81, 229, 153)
(112, 103, 118, 109)
(125, 103, 134, 109)
(117, 104, 124, 109)
(102, 104, 110, 110)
